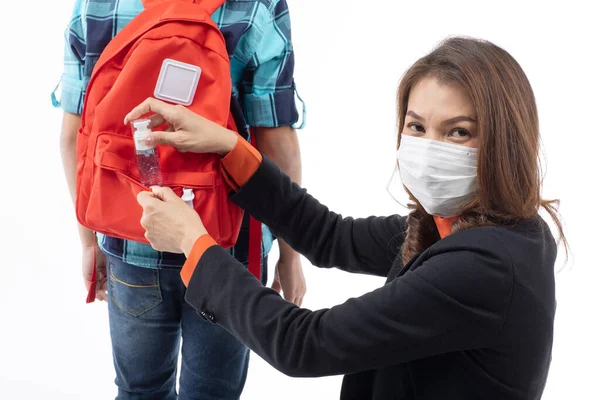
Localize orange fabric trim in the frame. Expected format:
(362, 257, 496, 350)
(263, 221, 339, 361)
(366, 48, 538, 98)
(180, 234, 217, 287)
(220, 136, 262, 191)
(221, 168, 238, 192)
(433, 216, 460, 239)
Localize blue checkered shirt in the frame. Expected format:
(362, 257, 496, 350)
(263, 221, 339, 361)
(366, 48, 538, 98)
(56, 0, 303, 267)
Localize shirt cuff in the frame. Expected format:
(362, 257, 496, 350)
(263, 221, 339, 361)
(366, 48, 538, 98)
(180, 234, 218, 287)
(220, 136, 262, 190)
(243, 88, 299, 127)
(58, 75, 86, 115)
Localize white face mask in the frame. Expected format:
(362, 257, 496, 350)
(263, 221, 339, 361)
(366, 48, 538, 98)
(397, 134, 478, 217)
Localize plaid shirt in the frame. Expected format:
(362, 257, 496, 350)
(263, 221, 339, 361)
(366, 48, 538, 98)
(56, 0, 303, 268)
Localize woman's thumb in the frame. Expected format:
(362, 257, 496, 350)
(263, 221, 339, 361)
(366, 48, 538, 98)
(151, 186, 180, 202)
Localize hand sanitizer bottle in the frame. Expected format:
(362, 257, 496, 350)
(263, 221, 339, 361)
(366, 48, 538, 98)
(132, 118, 163, 187)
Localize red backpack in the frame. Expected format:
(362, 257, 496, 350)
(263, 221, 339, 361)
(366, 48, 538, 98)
(76, 0, 261, 301)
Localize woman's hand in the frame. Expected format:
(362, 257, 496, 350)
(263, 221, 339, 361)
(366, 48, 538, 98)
(138, 187, 208, 255)
(125, 98, 239, 156)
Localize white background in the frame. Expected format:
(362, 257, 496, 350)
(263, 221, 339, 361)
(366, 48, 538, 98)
(0, 0, 598, 399)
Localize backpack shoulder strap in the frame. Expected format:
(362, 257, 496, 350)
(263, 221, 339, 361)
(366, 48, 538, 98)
(90, 2, 205, 81)
(248, 129, 263, 281)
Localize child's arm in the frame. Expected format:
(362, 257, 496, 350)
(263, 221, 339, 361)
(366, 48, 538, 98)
(244, 0, 306, 305)
(58, 0, 108, 301)
(60, 112, 96, 248)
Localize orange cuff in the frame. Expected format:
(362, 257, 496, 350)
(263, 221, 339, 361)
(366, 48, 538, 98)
(180, 234, 217, 287)
(220, 136, 262, 191)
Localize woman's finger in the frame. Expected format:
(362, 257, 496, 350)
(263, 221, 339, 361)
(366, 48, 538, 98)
(149, 113, 167, 129)
(124, 97, 178, 125)
(137, 190, 160, 209)
(146, 130, 186, 149)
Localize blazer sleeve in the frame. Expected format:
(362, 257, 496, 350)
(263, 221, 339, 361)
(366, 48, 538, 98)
(184, 228, 514, 377)
(230, 156, 407, 277)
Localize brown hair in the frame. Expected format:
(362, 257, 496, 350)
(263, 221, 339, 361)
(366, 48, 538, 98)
(397, 37, 567, 264)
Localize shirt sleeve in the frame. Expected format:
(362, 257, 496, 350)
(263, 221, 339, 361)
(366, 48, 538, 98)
(58, 0, 87, 115)
(241, 0, 301, 127)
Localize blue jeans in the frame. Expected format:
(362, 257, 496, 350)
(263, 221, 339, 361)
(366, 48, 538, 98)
(106, 255, 267, 400)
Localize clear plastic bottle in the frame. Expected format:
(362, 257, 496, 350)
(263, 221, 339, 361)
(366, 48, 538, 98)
(132, 118, 163, 187)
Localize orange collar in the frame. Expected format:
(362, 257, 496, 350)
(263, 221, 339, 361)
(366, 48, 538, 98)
(433, 216, 460, 239)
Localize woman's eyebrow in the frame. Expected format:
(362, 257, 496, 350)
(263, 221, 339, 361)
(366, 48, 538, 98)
(443, 115, 477, 124)
(406, 110, 424, 120)
(406, 111, 477, 124)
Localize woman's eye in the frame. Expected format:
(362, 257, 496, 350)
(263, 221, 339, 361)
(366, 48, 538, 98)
(449, 128, 470, 138)
(407, 123, 425, 133)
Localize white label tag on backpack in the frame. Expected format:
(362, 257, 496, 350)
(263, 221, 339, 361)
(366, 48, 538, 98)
(154, 59, 202, 106)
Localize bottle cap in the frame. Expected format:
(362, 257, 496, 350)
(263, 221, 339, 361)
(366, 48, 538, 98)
(133, 119, 151, 132)
(182, 188, 195, 202)
(132, 119, 153, 151)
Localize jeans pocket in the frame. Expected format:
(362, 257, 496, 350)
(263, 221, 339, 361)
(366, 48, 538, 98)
(109, 260, 163, 317)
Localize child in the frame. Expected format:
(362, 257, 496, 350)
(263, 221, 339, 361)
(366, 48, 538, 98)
(54, 1, 306, 398)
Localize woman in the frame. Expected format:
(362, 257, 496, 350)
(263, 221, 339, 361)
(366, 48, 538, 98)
(131, 37, 564, 399)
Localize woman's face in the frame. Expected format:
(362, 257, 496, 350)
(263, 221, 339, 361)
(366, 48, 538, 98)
(402, 77, 479, 149)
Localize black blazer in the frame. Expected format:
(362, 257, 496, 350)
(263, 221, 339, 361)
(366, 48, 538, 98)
(185, 158, 557, 400)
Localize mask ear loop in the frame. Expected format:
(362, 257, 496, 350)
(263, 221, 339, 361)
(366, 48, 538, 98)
(386, 164, 410, 210)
